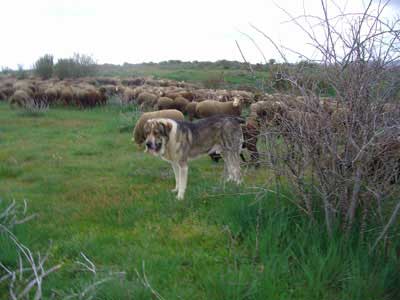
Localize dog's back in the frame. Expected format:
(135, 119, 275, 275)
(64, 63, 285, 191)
(175, 115, 243, 159)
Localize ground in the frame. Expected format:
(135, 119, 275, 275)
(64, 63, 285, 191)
(0, 102, 398, 300)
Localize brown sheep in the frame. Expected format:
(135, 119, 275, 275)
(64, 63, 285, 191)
(253, 101, 288, 126)
(133, 86, 147, 99)
(156, 97, 174, 110)
(173, 96, 190, 113)
(13, 81, 35, 96)
(137, 92, 158, 111)
(0, 90, 6, 101)
(123, 87, 135, 103)
(99, 84, 118, 97)
(132, 109, 184, 145)
(186, 102, 198, 121)
(0, 85, 14, 99)
(179, 91, 195, 101)
(44, 87, 59, 104)
(9, 90, 30, 107)
(164, 91, 181, 99)
(60, 86, 74, 105)
(195, 98, 242, 118)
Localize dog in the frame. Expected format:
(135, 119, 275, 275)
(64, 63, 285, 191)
(142, 115, 243, 200)
(208, 122, 260, 167)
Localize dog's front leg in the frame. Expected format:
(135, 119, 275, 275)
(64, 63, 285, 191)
(177, 163, 188, 200)
(171, 162, 179, 193)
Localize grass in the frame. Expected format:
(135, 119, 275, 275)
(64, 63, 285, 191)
(0, 101, 399, 299)
(98, 63, 268, 90)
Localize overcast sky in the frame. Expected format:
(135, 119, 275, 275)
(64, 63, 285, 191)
(0, 0, 399, 69)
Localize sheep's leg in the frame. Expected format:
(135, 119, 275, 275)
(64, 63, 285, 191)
(177, 162, 188, 200)
(171, 162, 179, 193)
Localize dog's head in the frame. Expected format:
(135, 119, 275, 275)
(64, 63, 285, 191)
(143, 118, 173, 155)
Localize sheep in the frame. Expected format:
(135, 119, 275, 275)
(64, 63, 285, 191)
(9, 90, 30, 107)
(195, 98, 242, 118)
(137, 92, 158, 111)
(156, 97, 174, 110)
(123, 87, 136, 103)
(44, 86, 60, 104)
(0, 84, 15, 99)
(163, 91, 181, 99)
(132, 109, 184, 145)
(252, 101, 288, 127)
(121, 77, 145, 86)
(0, 90, 7, 101)
(95, 77, 119, 85)
(186, 102, 198, 121)
(133, 86, 147, 99)
(173, 96, 189, 113)
(99, 84, 119, 97)
(60, 86, 74, 105)
(13, 81, 35, 96)
(178, 91, 195, 101)
(72, 86, 104, 108)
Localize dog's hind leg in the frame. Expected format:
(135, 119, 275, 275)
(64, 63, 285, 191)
(224, 153, 241, 184)
(177, 162, 188, 200)
(171, 162, 180, 193)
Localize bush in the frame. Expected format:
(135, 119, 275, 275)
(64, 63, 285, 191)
(54, 58, 75, 80)
(16, 64, 27, 80)
(34, 54, 54, 79)
(54, 53, 97, 79)
(1, 66, 13, 75)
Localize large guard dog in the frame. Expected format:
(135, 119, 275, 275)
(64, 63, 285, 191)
(143, 116, 243, 200)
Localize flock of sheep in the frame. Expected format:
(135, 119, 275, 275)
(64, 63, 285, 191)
(1, 75, 399, 171)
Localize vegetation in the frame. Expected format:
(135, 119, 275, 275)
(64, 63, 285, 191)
(34, 54, 54, 79)
(15, 65, 27, 80)
(0, 102, 399, 299)
(54, 53, 97, 79)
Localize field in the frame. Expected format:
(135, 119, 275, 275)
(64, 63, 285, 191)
(1, 101, 399, 300)
(97, 62, 269, 90)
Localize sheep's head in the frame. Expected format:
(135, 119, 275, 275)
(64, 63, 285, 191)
(232, 97, 241, 107)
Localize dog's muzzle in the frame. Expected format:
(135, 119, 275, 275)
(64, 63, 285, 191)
(146, 141, 162, 153)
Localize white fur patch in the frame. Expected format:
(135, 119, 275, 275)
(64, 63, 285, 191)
(233, 97, 241, 107)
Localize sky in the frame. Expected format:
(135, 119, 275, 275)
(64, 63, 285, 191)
(0, 0, 399, 69)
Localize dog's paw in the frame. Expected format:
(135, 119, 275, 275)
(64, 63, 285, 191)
(176, 193, 185, 200)
(171, 187, 178, 193)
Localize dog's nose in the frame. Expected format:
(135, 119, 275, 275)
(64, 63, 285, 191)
(146, 142, 152, 149)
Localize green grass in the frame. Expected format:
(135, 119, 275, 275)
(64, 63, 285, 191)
(98, 63, 268, 90)
(0, 102, 399, 299)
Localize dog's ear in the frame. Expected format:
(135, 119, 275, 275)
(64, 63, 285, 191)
(160, 121, 172, 137)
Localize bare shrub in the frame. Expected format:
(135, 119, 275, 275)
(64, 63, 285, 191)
(10, 94, 49, 114)
(0, 227, 63, 300)
(0, 199, 36, 231)
(253, 0, 400, 246)
(0, 200, 127, 299)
